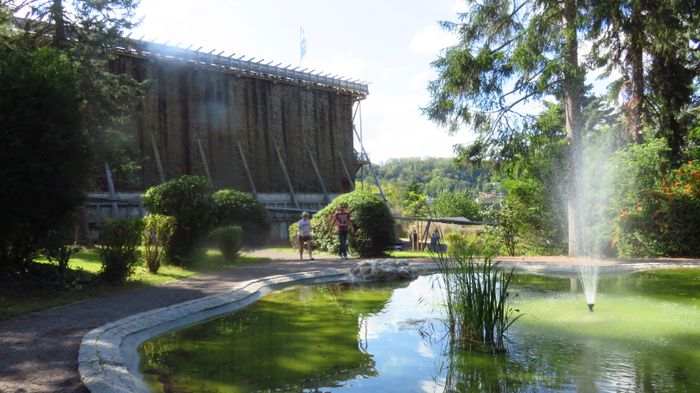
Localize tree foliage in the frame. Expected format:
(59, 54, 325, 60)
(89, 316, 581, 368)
(143, 175, 214, 265)
(0, 47, 88, 273)
(209, 226, 243, 263)
(5, 0, 144, 188)
(372, 157, 495, 195)
(312, 191, 395, 258)
(97, 217, 143, 283)
(431, 191, 482, 220)
(213, 189, 270, 248)
(426, 0, 699, 257)
(424, 0, 585, 163)
(588, 0, 699, 163)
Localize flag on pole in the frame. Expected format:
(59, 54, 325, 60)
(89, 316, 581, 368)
(300, 27, 307, 64)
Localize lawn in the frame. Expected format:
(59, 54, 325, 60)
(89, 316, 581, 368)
(0, 248, 270, 320)
(265, 247, 432, 259)
(386, 250, 432, 259)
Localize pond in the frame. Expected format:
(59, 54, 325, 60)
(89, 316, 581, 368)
(139, 268, 700, 393)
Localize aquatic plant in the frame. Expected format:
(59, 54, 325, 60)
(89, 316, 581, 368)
(433, 241, 523, 352)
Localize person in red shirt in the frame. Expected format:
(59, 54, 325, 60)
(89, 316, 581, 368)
(330, 202, 352, 259)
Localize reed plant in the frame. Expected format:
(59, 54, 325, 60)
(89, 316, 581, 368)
(433, 237, 522, 352)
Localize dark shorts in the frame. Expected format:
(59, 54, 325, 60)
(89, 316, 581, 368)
(299, 235, 311, 242)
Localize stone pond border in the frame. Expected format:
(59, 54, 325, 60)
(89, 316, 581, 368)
(79, 268, 353, 393)
(78, 259, 700, 392)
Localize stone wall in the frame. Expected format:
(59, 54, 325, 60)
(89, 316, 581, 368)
(111, 55, 358, 193)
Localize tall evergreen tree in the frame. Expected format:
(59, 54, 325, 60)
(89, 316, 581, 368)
(4, 0, 143, 187)
(587, 0, 647, 142)
(424, 0, 587, 255)
(588, 0, 699, 162)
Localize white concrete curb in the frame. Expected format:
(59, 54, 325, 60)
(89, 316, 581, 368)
(78, 269, 349, 393)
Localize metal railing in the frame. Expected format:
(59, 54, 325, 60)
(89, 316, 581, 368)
(113, 38, 369, 97)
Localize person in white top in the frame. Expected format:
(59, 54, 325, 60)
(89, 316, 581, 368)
(297, 211, 313, 260)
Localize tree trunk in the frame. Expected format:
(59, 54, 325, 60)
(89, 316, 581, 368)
(562, 0, 584, 256)
(51, 0, 66, 48)
(627, 2, 644, 143)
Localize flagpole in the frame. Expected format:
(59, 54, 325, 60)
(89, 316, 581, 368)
(300, 26, 307, 66)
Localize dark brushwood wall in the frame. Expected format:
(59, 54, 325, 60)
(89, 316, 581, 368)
(112, 55, 358, 193)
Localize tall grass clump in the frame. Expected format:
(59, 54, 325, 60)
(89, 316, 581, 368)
(433, 237, 522, 352)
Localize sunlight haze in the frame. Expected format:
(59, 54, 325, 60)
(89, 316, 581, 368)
(131, 0, 473, 163)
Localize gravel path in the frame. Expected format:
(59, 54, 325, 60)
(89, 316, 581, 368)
(1, 251, 698, 393)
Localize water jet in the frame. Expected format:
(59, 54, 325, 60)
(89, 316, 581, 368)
(578, 265, 599, 311)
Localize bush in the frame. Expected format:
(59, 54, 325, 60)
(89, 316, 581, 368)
(312, 191, 395, 258)
(210, 226, 243, 262)
(141, 214, 176, 273)
(288, 222, 300, 249)
(0, 47, 88, 273)
(615, 160, 700, 257)
(445, 232, 469, 258)
(483, 200, 528, 257)
(38, 222, 79, 287)
(213, 189, 270, 247)
(143, 175, 214, 265)
(444, 231, 501, 258)
(97, 217, 143, 283)
(431, 191, 482, 220)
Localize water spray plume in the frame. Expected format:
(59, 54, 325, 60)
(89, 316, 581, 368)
(578, 265, 599, 312)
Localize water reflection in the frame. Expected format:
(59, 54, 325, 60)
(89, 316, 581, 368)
(140, 270, 700, 393)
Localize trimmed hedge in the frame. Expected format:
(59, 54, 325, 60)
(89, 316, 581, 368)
(213, 189, 270, 247)
(312, 191, 395, 257)
(210, 226, 243, 262)
(97, 217, 143, 283)
(143, 175, 214, 265)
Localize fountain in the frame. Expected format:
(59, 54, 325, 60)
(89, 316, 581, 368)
(578, 265, 599, 311)
(138, 270, 700, 392)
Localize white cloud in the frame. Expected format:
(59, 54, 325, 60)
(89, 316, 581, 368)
(308, 51, 369, 81)
(409, 24, 456, 56)
(452, 0, 469, 13)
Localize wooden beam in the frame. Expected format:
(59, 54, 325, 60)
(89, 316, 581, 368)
(194, 131, 212, 182)
(236, 141, 257, 197)
(336, 151, 355, 191)
(306, 146, 329, 203)
(103, 162, 118, 217)
(149, 130, 166, 183)
(275, 145, 299, 208)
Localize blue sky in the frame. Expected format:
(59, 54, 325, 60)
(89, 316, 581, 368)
(132, 0, 472, 163)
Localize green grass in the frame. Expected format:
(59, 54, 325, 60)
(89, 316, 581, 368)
(264, 247, 299, 253)
(386, 250, 432, 258)
(264, 246, 337, 258)
(0, 248, 270, 320)
(267, 247, 431, 259)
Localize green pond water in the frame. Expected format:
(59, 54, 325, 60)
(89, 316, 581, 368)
(139, 269, 700, 393)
